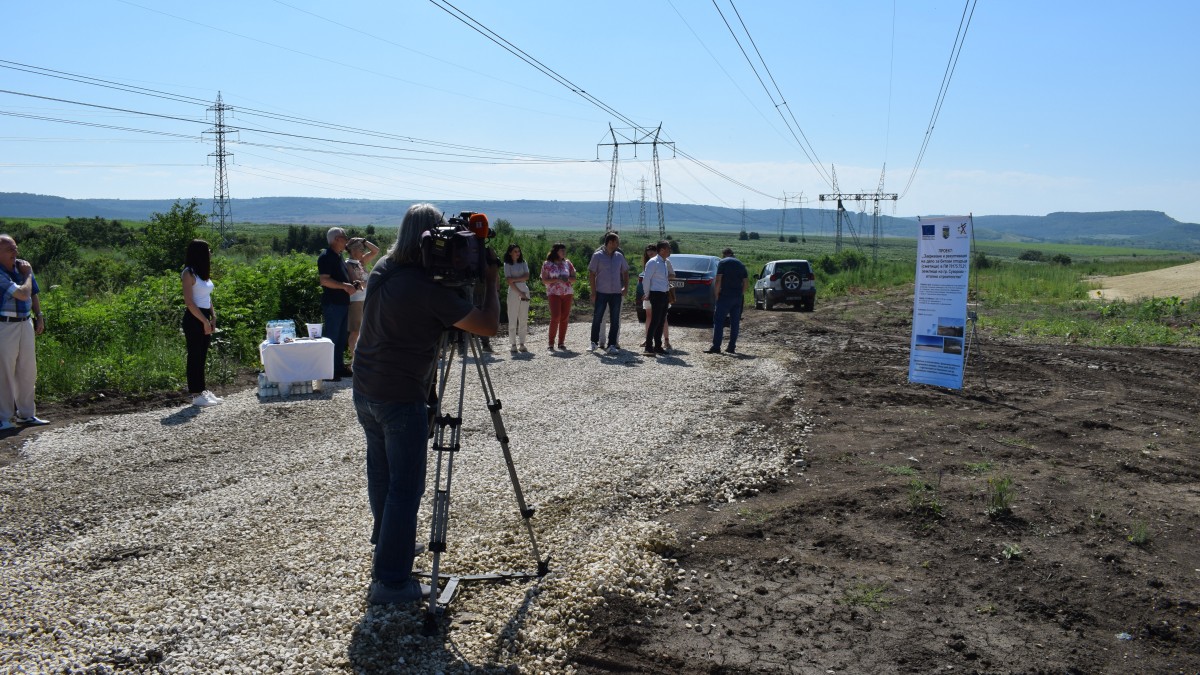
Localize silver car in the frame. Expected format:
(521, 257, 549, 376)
(753, 259, 816, 311)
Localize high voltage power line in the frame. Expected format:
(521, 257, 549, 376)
(711, 0, 833, 188)
(900, 0, 979, 199)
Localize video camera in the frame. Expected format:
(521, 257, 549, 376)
(420, 211, 495, 286)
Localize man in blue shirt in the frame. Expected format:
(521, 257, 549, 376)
(588, 232, 629, 353)
(318, 227, 357, 380)
(706, 247, 749, 355)
(0, 234, 49, 430)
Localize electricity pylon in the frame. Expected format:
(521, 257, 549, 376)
(598, 124, 674, 238)
(204, 92, 236, 248)
(819, 165, 896, 257)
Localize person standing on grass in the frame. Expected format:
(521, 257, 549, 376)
(318, 227, 358, 381)
(641, 240, 672, 356)
(345, 236, 379, 361)
(588, 232, 629, 354)
(181, 239, 223, 408)
(540, 243, 576, 351)
(0, 234, 48, 429)
(706, 247, 749, 355)
(352, 203, 500, 604)
(503, 243, 531, 353)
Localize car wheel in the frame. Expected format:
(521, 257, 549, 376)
(765, 296, 775, 311)
(780, 271, 802, 293)
(804, 297, 815, 312)
(753, 291, 763, 309)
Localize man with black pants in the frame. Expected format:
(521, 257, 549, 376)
(318, 227, 358, 380)
(706, 247, 749, 354)
(641, 240, 672, 357)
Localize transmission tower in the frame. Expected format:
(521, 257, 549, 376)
(819, 165, 896, 257)
(598, 124, 674, 238)
(205, 92, 236, 247)
(637, 177, 648, 235)
(778, 195, 786, 241)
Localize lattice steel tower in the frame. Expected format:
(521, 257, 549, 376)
(599, 124, 673, 238)
(205, 92, 235, 247)
(637, 177, 648, 235)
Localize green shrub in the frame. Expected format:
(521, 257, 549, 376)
(133, 199, 210, 274)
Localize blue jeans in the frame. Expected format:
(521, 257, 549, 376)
(322, 302, 349, 373)
(711, 295, 743, 350)
(354, 391, 428, 585)
(590, 292, 623, 345)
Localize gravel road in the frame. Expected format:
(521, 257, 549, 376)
(1, 320, 809, 673)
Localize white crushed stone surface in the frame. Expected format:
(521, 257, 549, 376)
(1, 320, 810, 673)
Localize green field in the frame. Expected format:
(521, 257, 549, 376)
(2, 209, 1197, 401)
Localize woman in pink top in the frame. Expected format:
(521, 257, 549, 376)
(540, 243, 576, 351)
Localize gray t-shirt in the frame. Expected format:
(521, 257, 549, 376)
(352, 259, 474, 403)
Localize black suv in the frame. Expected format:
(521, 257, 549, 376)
(753, 259, 816, 311)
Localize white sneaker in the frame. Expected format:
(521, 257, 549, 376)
(192, 392, 221, 407)
(590, 341, 599, 351)
(0, 418, 14, 432)
(607, 345, 619, 355)
(202, 390, 224, 403)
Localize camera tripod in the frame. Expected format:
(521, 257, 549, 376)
(419, 326, 551, 629)
(963, 308, 989, 388)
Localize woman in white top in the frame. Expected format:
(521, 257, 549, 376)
(181, 239, 222, 407)
(503, 243, 531, 352)
(345, 237, 379, 359)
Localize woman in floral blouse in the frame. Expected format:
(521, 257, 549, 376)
(540, 243, 576, 351)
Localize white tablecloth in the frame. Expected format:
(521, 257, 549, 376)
(259, 339, 335, 383)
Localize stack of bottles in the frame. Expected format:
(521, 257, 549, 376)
(257, 372, 314, 397)
(265, 319, 297, 344)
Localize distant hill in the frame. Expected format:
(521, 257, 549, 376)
(2, 192, 1197, 252)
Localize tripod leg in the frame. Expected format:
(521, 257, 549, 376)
(425, 331, 469, 618)
(466, 333, 551, 576)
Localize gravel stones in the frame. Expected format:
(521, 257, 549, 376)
(1, 321, 808, 673)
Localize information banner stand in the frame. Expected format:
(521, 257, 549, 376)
(908, 216, 973, 389)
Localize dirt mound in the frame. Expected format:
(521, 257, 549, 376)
(1090, 260, 1200, 300)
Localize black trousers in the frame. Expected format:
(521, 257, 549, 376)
(183, 308, 212, 394)
(647, 290, 669, 349)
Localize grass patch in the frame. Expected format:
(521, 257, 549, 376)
(908, 479, 944, 519)
(965, 461, 994, 474)
(735, 508, 770, 524)
(885, 465, 918, 477)
(985, 476, 1016, 517)
(839, 583, 893, 612)
(1128, 521, 1151, 547)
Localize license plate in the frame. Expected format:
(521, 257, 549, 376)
(670, 280, 685, 288)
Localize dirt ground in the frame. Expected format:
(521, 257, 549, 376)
(1090, 259, 1200, 300)
(571, 291, 1200, 674)
(4, 288, 1198, 674)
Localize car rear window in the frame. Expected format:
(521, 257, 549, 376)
(669, 256, 716, 273)
(774, 261, 812, 274)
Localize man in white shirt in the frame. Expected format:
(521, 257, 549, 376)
(641, 241, 672, 356)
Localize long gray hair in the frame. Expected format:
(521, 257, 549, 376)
(389, 203, 445, 264)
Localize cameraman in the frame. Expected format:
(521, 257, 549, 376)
(352, 203, 499, 605)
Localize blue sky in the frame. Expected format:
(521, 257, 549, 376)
(3, 1, 1198, 225)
